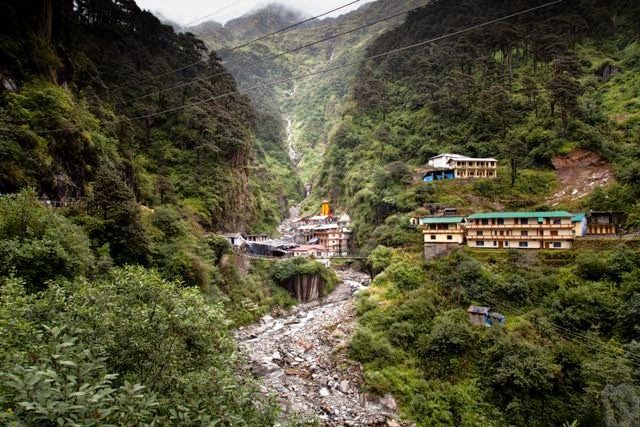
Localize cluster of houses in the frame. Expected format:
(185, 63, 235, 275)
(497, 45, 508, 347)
(415, 209, 625, 256)
(288, 200, 352, 258)
(222, 200, 352, 259)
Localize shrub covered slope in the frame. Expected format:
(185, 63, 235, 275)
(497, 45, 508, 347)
(314, 0, 640, 247)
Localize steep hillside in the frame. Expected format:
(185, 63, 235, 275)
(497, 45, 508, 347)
(191, 0, 423, 186)
(314, 0, 640, 248)
(0, 0, 296, 234)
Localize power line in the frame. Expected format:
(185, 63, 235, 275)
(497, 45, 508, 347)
(113, 0, 363, 90)
(117, 2, 430, 107)
(482, 301, 640, 366)
(2, 0, 563, 134)
(477, 297, 640, 367)
(174, 0, 246, 32)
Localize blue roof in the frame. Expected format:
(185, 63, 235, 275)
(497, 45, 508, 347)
(572, 213, 586, 222)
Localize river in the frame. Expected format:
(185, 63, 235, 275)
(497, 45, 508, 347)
(235, 269, 402, 425)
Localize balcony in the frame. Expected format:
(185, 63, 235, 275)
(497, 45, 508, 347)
(466, 235, 574, 241)
(421, 229, 464, 234)
(465, 223, 572, 230)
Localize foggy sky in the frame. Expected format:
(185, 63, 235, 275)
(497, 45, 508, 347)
(135, 0, 376, 27)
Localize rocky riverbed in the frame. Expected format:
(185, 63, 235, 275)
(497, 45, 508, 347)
(235, 270, 404, 426)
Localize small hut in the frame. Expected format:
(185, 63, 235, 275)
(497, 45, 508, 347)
(467, 305, 490, 326)
(467, 305, 505, 326)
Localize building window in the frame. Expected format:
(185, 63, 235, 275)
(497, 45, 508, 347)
(447, 235, 453, 240)
(521, 218, 529, 225)
(497, 218, 504, 225)
(430, 235, 436, 240)
(504, 241, 509, 247)
(493, 241, 497, 247)
(476, 241, 485, 247)
(477, 231, 484, 236)
(553, 242, 562, 248)
(553, 219, 562, 225)
(519, 242, 528, 248)
(550, 230, 558, 236)
(481, 219, 489, 225)
(522, 231, 529, 237)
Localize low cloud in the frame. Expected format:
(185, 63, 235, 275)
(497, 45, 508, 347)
(136, 0, 375, 26)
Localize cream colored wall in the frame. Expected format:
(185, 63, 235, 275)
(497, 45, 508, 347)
(423, 231, 465, 244)
(468, 239, 573, 249)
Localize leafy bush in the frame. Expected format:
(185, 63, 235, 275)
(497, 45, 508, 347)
(0, 190, 93, 291)
(0, 266, 280, 425)
(349, 327, 399, 366)
(382, 260, 427, 291)
(1, 327, 158, 426)
(271, 257, 339, 289)
(422, 309, 475, 357)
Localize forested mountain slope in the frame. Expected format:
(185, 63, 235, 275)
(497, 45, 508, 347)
(190, 0, 423, 186)
(314, 0, 640, 247)
(0, 0, 296, 234)
(0, 1, 339, 423)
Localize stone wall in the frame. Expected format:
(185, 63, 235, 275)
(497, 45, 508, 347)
(282, 274, 326, 303)
(423, 243, 460, 260)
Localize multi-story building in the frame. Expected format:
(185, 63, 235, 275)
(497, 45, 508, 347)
(465, 211, 575, 249)
(420, 217, 466, 244)
(423, 153, 498, 182)
(314, 224, 351, 257)
(292, 201, 352, 256)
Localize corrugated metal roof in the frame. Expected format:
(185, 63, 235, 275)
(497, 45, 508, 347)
(467, 211, 572, 219)
(429, 153, 467, 160)
(447, 156, 497, 162)
(467, 305, 490, 314)
(419, 216, 465, 224)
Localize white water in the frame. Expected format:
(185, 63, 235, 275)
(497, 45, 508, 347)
(286, 116, 298, 164)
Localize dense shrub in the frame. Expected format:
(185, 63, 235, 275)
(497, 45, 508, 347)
(349, 327, 399, 366)
(0, 190, 93, 291)
(0, 266, 280, 425)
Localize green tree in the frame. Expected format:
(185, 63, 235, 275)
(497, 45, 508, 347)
(0, 189, 93, 291)
(546, 62, 582, 134)
(89, 167, 150, 265)
(482, 332, 560, 424)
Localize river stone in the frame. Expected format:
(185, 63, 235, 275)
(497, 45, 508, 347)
(339, 379, 350, 393)
(380, 394, 397, 412)
(319, 387, 331, 397)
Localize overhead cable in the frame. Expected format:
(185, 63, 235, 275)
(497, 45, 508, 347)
(2, 0, 563, 134)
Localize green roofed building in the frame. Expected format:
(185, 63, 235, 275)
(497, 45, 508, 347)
(465, 211, 575, 249)
(419, 216, 466, 244)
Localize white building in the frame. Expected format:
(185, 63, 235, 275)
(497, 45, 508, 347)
(425, 153, 498, 181)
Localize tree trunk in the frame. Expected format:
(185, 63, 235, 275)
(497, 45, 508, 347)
(41, 0, 53, 42)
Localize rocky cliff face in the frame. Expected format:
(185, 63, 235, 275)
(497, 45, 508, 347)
(0, 0, 280, 233)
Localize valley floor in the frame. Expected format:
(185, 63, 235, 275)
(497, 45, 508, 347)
(235, 270, 403, 426)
